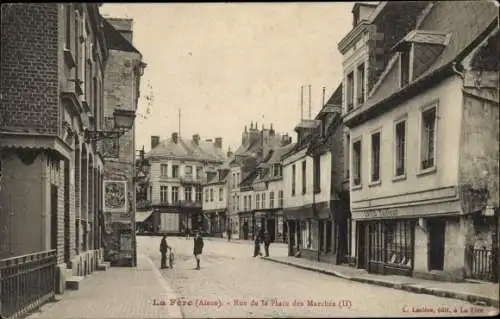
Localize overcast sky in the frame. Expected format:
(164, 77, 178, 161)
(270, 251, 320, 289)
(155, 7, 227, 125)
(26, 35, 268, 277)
(99, 3, 354, 153)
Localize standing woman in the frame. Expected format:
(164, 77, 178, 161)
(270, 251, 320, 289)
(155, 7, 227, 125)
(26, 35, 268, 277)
(193, 231, 204, 270)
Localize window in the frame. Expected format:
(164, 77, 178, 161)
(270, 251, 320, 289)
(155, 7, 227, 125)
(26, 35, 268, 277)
(244, 196, 248, 211)
(248, 195, 252, 210)
(273, 164, 280, 177)
(160, 185, 168, 203)
(301, 220, 311, 249)
(236, 195, 240, 211)
(421, 107, 437, 170)
(371, 132, 381, 182)
(278, 190, 283, 207)
(196, 186, 202, 202)
(65, 4, 72, 49)
(196, 166, 203, 180)
(160, 164, 168, 177)
(352, 140, 362, 186)
(357, 63, 365, 105)
(270, 191, 275, 208)
(184, 187, 192, 202)
(400, 50, 410, 87)
(345, 133, 350, 179)
(395, 120, 406, 176)
(171, 186, 179, 204)
(236, 173, 240, 186)
(210, 188, 214, 202)
(149, 186, 152, 201)
(256, 193, 261, 209)
(172, 165, 179, 178)
(291, 164, 296, 196)
(346, 71, 354, 111)
(185, 165, 193, 177)
(301, 161, 307, 194)
(204, 189, 209, 202)
(219, 187, 224, 201)
(313, 155, 321, 193)
(74, 11, 80, 81)
(262, 193, 266, 209)
(232, 173, 236, 189)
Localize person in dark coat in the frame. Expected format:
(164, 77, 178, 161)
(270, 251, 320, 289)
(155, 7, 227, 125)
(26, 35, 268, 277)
(160, 235, 171, 269)
(227, 226, 232, 242)
(253, 229, 262, 257)
(193, 231, 204, 270)
(263, 231, 271, 257)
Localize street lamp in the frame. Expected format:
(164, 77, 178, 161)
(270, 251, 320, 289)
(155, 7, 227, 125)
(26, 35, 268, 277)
(84, 108, 136, 143)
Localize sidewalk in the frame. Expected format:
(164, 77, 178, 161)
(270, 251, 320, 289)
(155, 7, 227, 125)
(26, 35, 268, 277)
(202, 236, 288, 247)
(24, 254, 183, 319)
(263, 256, 499, 309)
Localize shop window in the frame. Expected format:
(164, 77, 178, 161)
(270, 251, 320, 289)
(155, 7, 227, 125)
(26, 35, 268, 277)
(326, 219, 332, 252)
(310, 221, 319, 251)
(301, 220, 311, 249)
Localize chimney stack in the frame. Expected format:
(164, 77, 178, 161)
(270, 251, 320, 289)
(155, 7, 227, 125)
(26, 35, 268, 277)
(227, 146, 233, 158)
(214, 137, 222, 149)
(192, 134, 200, 145)
(151, 136, 160, 149)
(172, 132, 179, 144)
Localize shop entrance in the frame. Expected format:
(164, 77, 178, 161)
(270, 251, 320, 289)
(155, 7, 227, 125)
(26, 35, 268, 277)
(266, 218, 276, 242)
(356, 222, 368, 269)
(428, 218, 445, 271)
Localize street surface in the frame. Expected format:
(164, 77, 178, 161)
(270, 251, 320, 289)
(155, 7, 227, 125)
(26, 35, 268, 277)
(142, 236, 498, 318)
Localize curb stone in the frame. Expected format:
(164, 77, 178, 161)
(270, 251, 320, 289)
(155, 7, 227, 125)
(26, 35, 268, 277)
(262, 257, 499, 309)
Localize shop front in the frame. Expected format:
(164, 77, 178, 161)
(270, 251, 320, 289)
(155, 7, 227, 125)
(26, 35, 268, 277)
(284, 204, 317, 260)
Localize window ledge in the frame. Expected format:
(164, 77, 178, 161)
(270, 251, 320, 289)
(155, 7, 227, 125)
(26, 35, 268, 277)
(392, 174, 407, 183)
(416, 166, 437, 177)
(368, 180, 381, 188)
(351, 184, 362, 191)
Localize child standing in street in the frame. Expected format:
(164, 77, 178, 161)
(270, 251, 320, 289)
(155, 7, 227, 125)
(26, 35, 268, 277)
(193, 231, 204, 270)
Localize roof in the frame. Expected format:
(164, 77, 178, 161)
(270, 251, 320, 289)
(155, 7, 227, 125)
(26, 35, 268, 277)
(102, 18, 141, 55)
(267, 143, 297, 165)
(294, 119, 321, 131)
(239, 170, 259, 187)
(364, 0, 498, 113)
(326, 84, 343, 106)
(146, 136, 226, 162)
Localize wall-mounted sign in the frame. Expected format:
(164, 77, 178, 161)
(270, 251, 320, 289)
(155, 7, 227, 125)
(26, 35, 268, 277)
(104, 180, 128, 213)
(363, 208, 398, 219)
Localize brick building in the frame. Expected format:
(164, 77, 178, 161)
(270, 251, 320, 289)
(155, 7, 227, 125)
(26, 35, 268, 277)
(342, 1, 499, 282)
(0, 3, 109, 295)
(101, 17, 146, 266)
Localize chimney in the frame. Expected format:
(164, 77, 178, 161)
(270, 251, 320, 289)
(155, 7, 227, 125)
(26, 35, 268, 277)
(172, 132, 179, 144)
(106, 18, 134, 43)
(215, 137, 222, 149)
(205, 139, 213, 142)
(227, 147, 233, 158)
(151, 136, 160, 149)
(269, 123, 275, 136)
(192, 134, 200, 145)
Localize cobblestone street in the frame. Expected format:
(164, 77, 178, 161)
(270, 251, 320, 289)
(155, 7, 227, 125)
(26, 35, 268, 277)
(143, 236, 498, 318)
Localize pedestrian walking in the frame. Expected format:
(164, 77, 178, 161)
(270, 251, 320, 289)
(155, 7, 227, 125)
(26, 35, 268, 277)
(263, 231, 271, 257)
(253, 230, 262, 257)
(227, 226, 232, 242)
(159, 234, 171, 269)
(193, 231, 204, 270)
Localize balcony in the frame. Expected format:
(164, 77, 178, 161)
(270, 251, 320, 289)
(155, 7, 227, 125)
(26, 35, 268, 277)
(136, 199, 152, 210)
(180, 174, 203, 185)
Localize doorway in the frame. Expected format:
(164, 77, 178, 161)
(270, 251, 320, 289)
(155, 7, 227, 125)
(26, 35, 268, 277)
(51, 184, 58, 251)
(357, 222, 368, 269)
(428, 218, 445, 271)
(267, 218, 276, 242)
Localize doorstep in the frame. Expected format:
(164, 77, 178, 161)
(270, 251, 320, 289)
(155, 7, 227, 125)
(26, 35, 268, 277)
(263, 256, 499, 309)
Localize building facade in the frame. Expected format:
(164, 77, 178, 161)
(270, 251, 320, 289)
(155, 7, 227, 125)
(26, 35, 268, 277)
(0, 3, 110, 294)
(342, 1, 499, 282)
(202, 158, 231, 236)
(282, 85, 348, 264)
(101, 17, 145, 267)
(146, 133, 226, 234)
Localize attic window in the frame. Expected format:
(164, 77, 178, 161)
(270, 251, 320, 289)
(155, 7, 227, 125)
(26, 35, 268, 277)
(400, 50, 410, 87)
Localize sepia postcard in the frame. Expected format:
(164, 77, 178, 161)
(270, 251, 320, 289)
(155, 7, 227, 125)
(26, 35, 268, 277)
(0, 1, 499, 318)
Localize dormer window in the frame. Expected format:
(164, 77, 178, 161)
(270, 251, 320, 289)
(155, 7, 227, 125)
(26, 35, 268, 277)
(400, 49, 410, 87)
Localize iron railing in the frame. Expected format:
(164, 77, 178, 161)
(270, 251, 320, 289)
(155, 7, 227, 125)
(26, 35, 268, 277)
(0, 250, 57, 319)
(468, 247, 497, 282)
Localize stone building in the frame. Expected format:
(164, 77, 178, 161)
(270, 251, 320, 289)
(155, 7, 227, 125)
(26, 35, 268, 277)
(146, 133, 226, 234)
(0, 3, 110, 295)
(101, 17, 146, 267)
(342, 1, 499, 282)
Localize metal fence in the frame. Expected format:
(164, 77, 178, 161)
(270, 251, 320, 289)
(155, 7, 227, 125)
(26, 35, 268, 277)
(0, 250, 57, 319)
(468, 247, 497, 282)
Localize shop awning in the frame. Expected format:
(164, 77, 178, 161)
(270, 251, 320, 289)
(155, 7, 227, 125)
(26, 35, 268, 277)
(135, 210, 153, 223)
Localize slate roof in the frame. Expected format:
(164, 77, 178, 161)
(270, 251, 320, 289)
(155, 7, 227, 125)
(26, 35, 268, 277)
(102, 18, 141, 55)
(146, 136, 226, 162)
(268, 143, 296, 165)
(366, 1, 498, 110)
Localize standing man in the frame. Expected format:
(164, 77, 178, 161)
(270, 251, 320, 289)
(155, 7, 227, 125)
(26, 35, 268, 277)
(227, 224, 232, 242)
(160, 234, 171, 269)
(263, 231, 271, 257)
(193, 231, 204, 270)
(253, 228, 262, 257)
